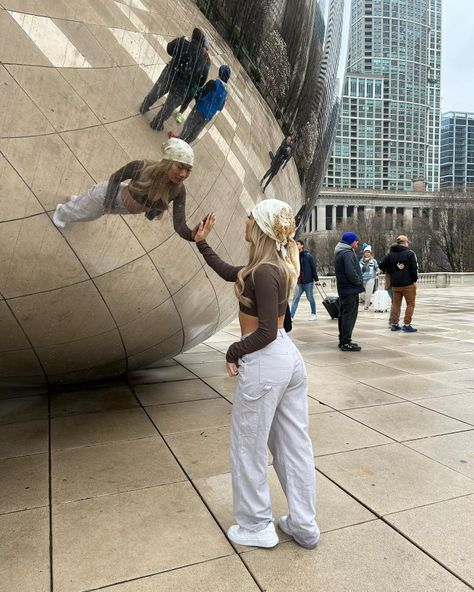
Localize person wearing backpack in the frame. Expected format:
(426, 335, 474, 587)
(178, 65, 231, 144)
(140, 28, 208, 131)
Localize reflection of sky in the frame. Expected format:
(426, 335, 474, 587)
(336, 0, 474, 113)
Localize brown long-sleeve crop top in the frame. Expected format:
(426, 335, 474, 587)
(103, 160, 194, 241)
(196, 240, 288, 363)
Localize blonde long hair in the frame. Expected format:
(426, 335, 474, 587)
(235, 221, 291, 308)
(128, 159, 181, 207)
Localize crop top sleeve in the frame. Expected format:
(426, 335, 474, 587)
(225, 265, 281, 363)
(172, 186, 194, 242)
(104, 160, 145, 211)
(196, 240, 242, 281)
(196, 241, 286, 364)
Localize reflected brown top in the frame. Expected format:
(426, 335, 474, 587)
(196, 240, 287, 363)
(104, 160, 193, 240)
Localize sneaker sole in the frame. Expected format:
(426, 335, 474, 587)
(278, 518, 320, 550)
(228, 533, 279, 548)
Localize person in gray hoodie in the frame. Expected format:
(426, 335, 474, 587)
(334, 232, 364, 351)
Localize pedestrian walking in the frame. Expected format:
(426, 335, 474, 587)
(175, 37, 211, 124)
(194, 200, 320, 550)
(179, 65, 231, 144)
(140, 28, 208, 131)
(260, 135, 293, 191)
(290, 240, 320, 321)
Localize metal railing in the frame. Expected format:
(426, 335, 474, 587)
(319, 272, 474, 291)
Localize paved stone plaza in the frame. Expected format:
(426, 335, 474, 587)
(1, 286, 474, 591)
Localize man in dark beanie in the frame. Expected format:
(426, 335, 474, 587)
(334, 231, 364, 351)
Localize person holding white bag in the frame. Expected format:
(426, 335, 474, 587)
(359, 246, 379, 310)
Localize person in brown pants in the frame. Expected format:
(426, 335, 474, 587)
(379, 235, 419, 333)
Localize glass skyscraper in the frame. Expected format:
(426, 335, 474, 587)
(325, 0, 441, 192)
(440, 112, 474, 191)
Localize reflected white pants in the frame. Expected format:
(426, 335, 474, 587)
(363, 278, 375, 309)
(231, 330, 319, 548)
(53, 181, 128, 228)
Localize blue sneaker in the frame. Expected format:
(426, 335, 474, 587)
(402, 324, 418, 333)
(390, 324, 401, 331)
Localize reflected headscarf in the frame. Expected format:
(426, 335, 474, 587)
(251, 199, 300, 287)
(161, 138, 194, 166)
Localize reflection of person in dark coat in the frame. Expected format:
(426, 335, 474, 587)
(260, 134, 293, 191)
(140, 28, 208, 131)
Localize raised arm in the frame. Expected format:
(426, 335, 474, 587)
(104, 160, 145, 211)
(172, 186, 194, 241)
(196, 240, 242, 282)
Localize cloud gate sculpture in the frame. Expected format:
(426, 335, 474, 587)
(0, 0, 339, 387)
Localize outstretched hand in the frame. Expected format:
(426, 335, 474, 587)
(194, 213, 216, 242)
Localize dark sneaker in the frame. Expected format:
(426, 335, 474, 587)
(391, 324, 401, 331)
(340, 342, 361, 352)
(150, 121, 163, 131)
(402, 324, 418, 333)
(139, 104, 149, 114)
(339, 341, 358, 349)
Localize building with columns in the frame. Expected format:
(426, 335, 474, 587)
(306, 188, 438, 232)
(324, 0, 442, 192)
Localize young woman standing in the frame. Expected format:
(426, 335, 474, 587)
(194, 199, 320, 550)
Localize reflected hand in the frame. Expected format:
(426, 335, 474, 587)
(226, 362, 238, 377)
(194, 213, 216, 242)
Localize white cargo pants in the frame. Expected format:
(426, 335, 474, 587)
(53, 181, 129, 227)
(231, 329, 319, 548)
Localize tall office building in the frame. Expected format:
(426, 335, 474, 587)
(440, 112, 474, 191)
(325, 0, 441, 192)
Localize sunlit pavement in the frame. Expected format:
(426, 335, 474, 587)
(2, 286, 473, 591)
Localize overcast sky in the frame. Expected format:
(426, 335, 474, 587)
(337, 0, 474, 113)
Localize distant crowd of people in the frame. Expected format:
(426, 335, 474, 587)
(290, 232, 419, 351)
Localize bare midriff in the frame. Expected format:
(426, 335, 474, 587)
(121, 185, 147, 214)
(239, 310, 285, 335)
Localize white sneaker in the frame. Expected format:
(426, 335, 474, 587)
(309, 314, 317, 321)
(52, 204, 66, 229)
(278, 515, 320, 550)
(227, 522, 279, 548)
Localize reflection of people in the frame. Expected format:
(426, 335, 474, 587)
(194, 200, 320, 550)
(179, 65, 231, 144)
(53, 139, 196, 239)
(359, 245, 379, 310)
(140, 28, 208, 131)
(379, 235, 418, 332)
(260, 135, 293, 191)
(175, 37, 211, 124)
(282, 132, 297, 169)
(290, 240, 320, 321)
(334, 231, 364, 351)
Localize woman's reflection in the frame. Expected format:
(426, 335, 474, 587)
(52, 138, 197, 240)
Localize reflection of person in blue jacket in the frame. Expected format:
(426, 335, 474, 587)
(178, 65, 231, 144)
(290, 240, 321, 321)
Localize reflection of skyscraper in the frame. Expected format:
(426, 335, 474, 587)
(440, 112, 474, 191)
(325, 0, 441, 192)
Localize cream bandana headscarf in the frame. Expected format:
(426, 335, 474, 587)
(162, 138, 194, 166)
(251, 199, 300, 287)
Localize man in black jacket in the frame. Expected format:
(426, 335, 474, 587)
(379, 235, 418, 332)
(290, 240, 320, 321)
(334, 231, 364, 351)
(140, 28, 208, 131)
